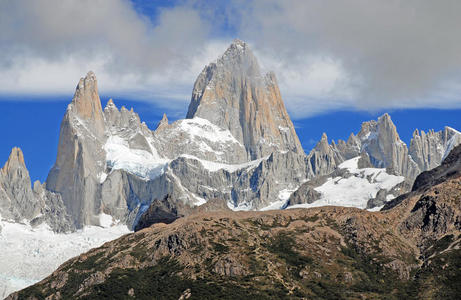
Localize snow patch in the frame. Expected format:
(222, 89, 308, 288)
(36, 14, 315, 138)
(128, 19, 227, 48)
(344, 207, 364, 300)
(104, 135, 169, 180)
(367, 205, 384, 212)
(260, 188, 297, 211)
(98, 172, 108, 183)
(227, 201, 253, 211)
(290, 157, 404, 210)
(177, 118, 242, 146)
(180, 154, 265, 173)
(99, 213, 115, 228)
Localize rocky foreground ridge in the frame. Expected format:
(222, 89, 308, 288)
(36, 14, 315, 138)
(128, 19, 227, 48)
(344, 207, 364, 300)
(1, 40, 460, 233)
(10, 144, 461, 299)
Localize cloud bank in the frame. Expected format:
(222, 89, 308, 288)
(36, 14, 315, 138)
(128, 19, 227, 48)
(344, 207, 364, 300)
(1, 0, 461, 118)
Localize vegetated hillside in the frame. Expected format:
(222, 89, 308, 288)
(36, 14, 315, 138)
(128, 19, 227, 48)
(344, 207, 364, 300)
(9, 148, 461, 300)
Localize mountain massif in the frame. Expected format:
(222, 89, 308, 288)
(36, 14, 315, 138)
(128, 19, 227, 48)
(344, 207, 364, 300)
(11, 144, 461, 299)
(1, 40, 460, 235)
(0, 37, 458, 241)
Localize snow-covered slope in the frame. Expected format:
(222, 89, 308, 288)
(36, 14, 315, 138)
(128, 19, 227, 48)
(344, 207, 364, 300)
(0, 217, 130, 298)
(289, 157, 405, 210)
(104, 135, 169, 181)
(154, 117, 247, 164)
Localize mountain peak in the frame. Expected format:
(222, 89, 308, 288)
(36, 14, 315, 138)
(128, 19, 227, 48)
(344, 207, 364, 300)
(224, 39, 249, 56)
(321, 132, 328, 141)
(378, 112, 391, 122)
(155, 113, 169, 131)
(232, 38, 246, 47)
(70, 71, 104, 126)
(213, 39, 260, 79)
(2, 147, 26, 174)
(105, 98, 117, 111)
(185, 40, 303, 159)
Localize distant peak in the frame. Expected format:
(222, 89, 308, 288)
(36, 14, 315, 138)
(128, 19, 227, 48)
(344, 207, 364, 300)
(2, 147, 26, 173)
(76, 71, 97, 91)
(156, 113, 169, 131)
(321, 132, 328, 141)
(106, 98, 115, 107)
(445, 126, 461, 135)
(104, 98, 118, 111)
(314, 133, 331, 152)
(85, 70, 96, 80)
(221, 39, 254, 61)
(377, 113, 392, 123)
(8, 147, 25, 165)
(231, 38, 247, 48)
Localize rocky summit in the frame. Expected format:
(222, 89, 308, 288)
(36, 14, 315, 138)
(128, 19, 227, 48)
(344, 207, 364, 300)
(0, 147, 74, 232)
(10, 145, 461, 299)
(186, 39, 304, 160)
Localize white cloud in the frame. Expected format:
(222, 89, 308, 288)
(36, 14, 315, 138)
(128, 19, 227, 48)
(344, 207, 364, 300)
(1, 0, 461, 119)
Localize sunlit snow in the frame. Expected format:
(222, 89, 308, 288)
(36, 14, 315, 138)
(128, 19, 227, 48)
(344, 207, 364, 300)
(104, 135, 169, 180)
(289, 157, 404, 210)
(178, 118, 242, 146)
(0, 218, 130, 298)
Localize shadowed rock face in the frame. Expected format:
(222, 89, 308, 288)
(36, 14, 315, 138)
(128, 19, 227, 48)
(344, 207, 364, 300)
(10, 157, 461, 299)
(134, 195, 183, 231)
(186, 39, 304, 160)
(411, 144, 461, 192)
(383, 144, 461, 212)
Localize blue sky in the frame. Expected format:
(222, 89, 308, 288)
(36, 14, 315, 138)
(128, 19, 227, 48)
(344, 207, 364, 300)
(1, 0, 461, 182)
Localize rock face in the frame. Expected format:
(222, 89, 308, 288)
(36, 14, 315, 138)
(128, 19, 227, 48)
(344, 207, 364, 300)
(409, 126, 461, 171)
(186, 39, 304, 160)
(12, 149, 461, 299)
(133, 195, 183, 231)
(290, 115, 461, 210)
(355, 114, 419, 179)
(46, 71, 107, 228)
(412, 143, 461, 192)
(305, 114, 461, 184)
(0, 147, 74, 232)
(0, 147, 39, 221)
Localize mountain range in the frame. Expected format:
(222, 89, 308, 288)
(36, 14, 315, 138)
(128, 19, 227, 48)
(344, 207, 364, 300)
(1, 40, 459, 233)
(1, 39, 461, 297)
(10, 143, 461, 299)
